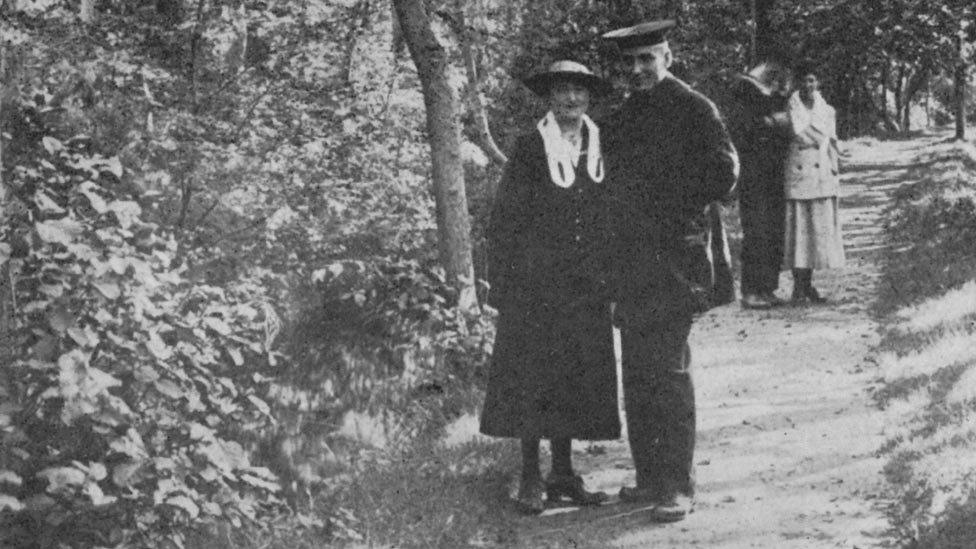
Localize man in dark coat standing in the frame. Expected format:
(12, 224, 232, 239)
(726, 61, 793, 309)
(601, 20, 739, 522)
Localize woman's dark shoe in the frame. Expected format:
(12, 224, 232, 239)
(546, 474, 608, 506)
(805, 286, 828, 304)
(791, 287, 808, 304)
(515, 477, 545, 515)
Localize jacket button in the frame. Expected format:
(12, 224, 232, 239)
(814, 163, 820, 168)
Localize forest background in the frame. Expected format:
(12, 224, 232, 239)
(0, 0, 975, 548)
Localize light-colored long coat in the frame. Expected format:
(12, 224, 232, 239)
(783, 91, 840, 200)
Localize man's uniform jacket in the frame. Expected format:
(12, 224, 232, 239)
(602, 75, 739, 319)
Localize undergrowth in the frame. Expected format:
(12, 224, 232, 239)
(186, 433, 520, 549)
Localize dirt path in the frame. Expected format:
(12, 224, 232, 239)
(506, 136, 932, 548)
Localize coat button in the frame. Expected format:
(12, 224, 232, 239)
(814, 163, 820, 168)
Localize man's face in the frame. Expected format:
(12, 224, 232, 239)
(619, 43, 672, 91)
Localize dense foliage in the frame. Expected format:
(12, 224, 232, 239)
(0, 0, 504, 545)
(1, 0, 975, 547)
(0, 94, 283, 547)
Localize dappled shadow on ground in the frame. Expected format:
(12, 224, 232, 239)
(841, 140, 929, 263)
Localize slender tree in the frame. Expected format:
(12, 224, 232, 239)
(953, 32, 967, 141)
(440, 3, 507, 165)
(0, 40, 11, 340)
(393, 0, 478, 311)
(79, 0, 97, 24)
(751, 0, 776, 64)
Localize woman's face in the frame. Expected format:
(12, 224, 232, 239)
(549, 80, 591, 124)
(799, 73, 819, 99)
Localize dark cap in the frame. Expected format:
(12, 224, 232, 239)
(602, 19, 676, 50)
(522, 60, 614, 97)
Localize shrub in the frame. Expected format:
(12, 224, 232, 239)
(0, 94, 284, 549)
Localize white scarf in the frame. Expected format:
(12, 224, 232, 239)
(788, 90, 836, 150)
(536, 111, 604, 188)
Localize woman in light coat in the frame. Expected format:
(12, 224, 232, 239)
(782, 62, 845, 303)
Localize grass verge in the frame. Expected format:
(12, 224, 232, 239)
(873, 138, 976, 548)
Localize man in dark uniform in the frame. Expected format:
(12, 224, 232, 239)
(726, 61, 793, 309)
(601, 20, 739, 522)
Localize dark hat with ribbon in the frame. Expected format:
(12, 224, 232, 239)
(522, 60, 614, 97)
(602, 19, 676, 50)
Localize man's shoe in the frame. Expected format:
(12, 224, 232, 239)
(741, 293, 772, 309)
(515, 477, 545, 515)
(805, 286, 828, 304)
(649, 493, 693, 523)
(618, 485, 660, 504)
(546, 474, 608, 506)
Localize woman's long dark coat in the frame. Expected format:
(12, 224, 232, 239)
(479, 129, 620, 440)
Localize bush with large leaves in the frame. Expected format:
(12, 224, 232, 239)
(0, 95, 283, 549)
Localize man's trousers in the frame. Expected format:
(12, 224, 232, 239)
(739, 188, 786, 295)
(620, 314, 696, 497)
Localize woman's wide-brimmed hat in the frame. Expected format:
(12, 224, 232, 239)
(522, 60, 614, 97)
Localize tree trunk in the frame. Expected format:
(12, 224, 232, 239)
(224, 4, 248, 73)
(0, 42, 13, 341)
(747, 0, 756, 66)
(925, 79, 931, 128)
(444, 4, 507, 166)
(665, 0, 686, 23)
(954, 34, 967, 141)
(753, 0, 776, 61)
(79, 0, 97, 24)
(880, 60, 889, 123)
(901, 65, 930, 133)
(342, 1, 373, 85)
(393, 0, 478, 312)
(893, 62, 904, 126)
(902, 93, 912, 132)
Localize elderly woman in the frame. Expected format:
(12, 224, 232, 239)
(783, 61, 845, 303)
(479, 60, 619, 514)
